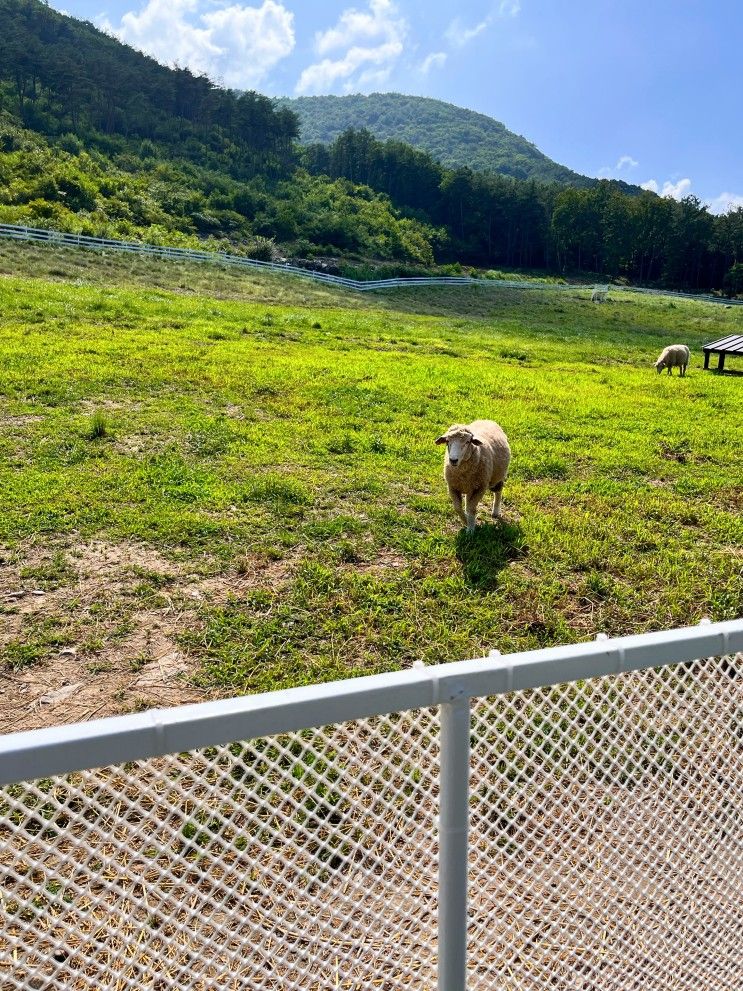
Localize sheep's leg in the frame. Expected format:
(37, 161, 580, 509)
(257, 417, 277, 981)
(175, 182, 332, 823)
(449, 489, 467, 527)
(465, 488, 485, 532)
(490, 480, 505, 519)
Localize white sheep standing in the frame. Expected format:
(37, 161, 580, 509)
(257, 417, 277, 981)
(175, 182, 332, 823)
(655, 344, 690, 376)
(591, 287, 609, 303)
(436, 420, 511, 532)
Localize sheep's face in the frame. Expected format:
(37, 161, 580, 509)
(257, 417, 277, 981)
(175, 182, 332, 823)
(655, 358, 666, 374)
(435, 426, 482, 467)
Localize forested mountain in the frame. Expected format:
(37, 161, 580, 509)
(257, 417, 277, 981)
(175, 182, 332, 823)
(0, 0, 741, 293)
(0, 0, 298, 178)
(284, 93, 610, 189)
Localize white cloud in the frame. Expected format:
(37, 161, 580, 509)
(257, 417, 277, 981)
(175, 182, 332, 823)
(296, 0, 521, 92)
(642, 177, 743, 214)
(314, 0, 398, 54)
(597, 154, 639, 179)
(641, 177, 692, 200)
(100, 0, 295, 89)
(444, 2, 521, 49)
(296, 0, 406, 95)
(354, 66, 393, 90)
(445, 16, 491, 48)
(297, 40, 404, 94)
(661, 177, 692, 199)
(419, 51, 447, 74)
(706, 192, 743, 215)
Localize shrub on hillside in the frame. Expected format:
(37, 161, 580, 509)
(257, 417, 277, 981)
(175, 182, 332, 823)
(244, 236, 279, 262)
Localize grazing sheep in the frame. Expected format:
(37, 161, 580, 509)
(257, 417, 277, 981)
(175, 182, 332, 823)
(655, 344, 690, 376)
(435, 420, 511, 532)
(591, 287, 609, 303)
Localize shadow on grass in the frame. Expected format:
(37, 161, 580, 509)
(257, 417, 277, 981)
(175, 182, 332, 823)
(455, 519, 527, 591)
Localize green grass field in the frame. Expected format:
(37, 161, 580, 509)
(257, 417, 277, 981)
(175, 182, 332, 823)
(1, 241, 741, 724)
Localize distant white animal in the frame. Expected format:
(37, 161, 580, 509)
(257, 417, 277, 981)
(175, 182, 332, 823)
(436, 420, 511, 532)
(655, 344, 690, 376)
(591, 287, 609, 303)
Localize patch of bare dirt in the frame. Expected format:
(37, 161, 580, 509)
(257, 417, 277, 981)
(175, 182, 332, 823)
(79, 399, 141, 412)
(0, 415, 44, 428)
(647, 478, 671, 488)
(0, 539, 294, 735)
(348, 549, 408, 574)
(112, 433, 165, 455)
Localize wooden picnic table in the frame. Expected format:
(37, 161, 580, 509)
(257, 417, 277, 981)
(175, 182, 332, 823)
(702, 334, 743, 371)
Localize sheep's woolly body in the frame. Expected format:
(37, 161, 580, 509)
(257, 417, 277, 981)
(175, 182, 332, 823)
(438, 419, 511, 531)
(444, 420, 510, 492)
(655, 344, 690, 376)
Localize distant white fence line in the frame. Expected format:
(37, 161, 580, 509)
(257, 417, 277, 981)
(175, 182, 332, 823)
(0, 222, 489, 292)
(1, 618, 742, 990)
(2, 221, 741, 304)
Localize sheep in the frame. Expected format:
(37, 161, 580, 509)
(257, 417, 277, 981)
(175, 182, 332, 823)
(655, 344, 690, 376)
(435, 420, 511, 532)
(591, 287, 609, 303)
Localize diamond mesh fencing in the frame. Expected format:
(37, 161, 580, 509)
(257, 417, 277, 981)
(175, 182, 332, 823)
(0, 711, 441, 990)
(1, 651, 741, 990)
(468, 653, 742, 990)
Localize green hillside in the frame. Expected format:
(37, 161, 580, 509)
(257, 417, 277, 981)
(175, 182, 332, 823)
(0, 0, 297, 176)
(283, 93, 599, 188)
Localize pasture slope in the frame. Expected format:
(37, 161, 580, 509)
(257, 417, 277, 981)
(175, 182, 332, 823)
(1, 239, 741, 732)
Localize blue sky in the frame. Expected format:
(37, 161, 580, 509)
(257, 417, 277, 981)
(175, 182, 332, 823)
(51, 1, 743, 212)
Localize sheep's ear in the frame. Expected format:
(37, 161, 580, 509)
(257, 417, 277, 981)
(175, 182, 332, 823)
(435, 435, 448, 445)
(470, 437, 483, 446)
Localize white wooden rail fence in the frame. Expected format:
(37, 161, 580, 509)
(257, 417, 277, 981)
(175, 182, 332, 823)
(0, 222, 486, 292)
(3, 221, 742, 304)
(1, 618, 742, 990)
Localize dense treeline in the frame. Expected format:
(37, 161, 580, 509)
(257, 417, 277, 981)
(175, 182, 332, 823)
(303, 129, 743, 292)
(0, 0, 298, 178)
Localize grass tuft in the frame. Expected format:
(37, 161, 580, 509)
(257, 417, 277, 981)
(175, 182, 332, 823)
(83, 410, 110, 440)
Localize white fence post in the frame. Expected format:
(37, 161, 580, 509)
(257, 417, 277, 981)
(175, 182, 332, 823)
(438, 693, 471, 990)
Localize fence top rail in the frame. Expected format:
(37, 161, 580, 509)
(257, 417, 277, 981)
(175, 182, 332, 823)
(0, 618, 740, 787)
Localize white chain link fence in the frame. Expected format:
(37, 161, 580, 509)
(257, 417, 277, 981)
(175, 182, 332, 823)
(1, 620, 742, 990)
